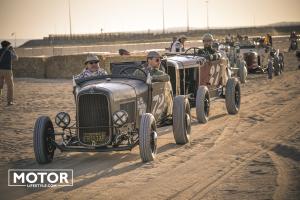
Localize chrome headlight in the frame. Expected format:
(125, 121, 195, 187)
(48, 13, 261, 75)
(112, 110, 128, 127)
(55, 112, 71, 128)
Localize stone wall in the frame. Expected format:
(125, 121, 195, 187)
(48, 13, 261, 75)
(13, 57, 47, 78)
(13, 54, 146, 79)
(45, 54, 92, 79)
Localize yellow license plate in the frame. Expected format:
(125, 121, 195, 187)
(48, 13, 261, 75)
(83, 132, 107, 144)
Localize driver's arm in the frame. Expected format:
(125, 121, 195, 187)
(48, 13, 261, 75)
(151, 70, 170, 82)
(152, 74, 170, 82)
(210, 52, 222, 61)
(197, 49, 220, 61)
(133, 68, 145, 77)
(206, 48, 221, 61)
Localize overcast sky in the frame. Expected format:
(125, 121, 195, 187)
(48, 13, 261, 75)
(1, 0, 300, 39)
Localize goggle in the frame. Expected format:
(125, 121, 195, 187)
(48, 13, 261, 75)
(149, 58, 160, 62)
(88, 61, 99, 64)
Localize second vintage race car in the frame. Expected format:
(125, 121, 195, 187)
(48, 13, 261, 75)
(163, 47, 241, 124)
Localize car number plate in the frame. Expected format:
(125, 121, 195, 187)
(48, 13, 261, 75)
(82, 132, 107, 144)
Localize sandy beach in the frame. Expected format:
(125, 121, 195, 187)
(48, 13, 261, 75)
(0, 39, 299, 200)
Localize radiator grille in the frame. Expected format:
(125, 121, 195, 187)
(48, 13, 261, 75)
(78, 94, 110, 146)
(167, 65, 176, 95)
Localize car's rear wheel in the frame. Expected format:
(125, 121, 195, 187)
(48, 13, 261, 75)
(274, 59, 280, 76)
(279, 53, 284, 72)
(196, 86, 210, 123)
(238, 61, 247, 84)
(139, 113, 157, 162)
(172, 95, 191, 144)
(279, 64, 283, 74)
(33, 116, 56, 164)
(225, 78, 241, 115)
(274, 69, 279, 76)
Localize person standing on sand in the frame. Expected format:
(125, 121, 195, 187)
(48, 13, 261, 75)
(0, 40, 18, 106)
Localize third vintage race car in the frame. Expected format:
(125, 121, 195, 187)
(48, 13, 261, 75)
(235, 43, 284, 77)
(33, 62, 191, 164)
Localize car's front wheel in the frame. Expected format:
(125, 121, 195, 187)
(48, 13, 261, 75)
(33, 116, 56, 164)
(139, 113, 157, 162)
(225, 78, 241, 115)
(172, 95, 191, 144)
(196, 86, 210, 123)
(274, 58, 281, 76)
(238, 61, 247, 84)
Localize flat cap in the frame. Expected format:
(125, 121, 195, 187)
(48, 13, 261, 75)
(147, 51, 161, 58)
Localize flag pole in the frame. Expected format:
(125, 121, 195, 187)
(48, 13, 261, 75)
(68, 0, 72, 36)
(14, 33, 16, 48)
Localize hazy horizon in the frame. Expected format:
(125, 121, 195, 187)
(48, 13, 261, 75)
(1, 0, 300, 41)
(1, 21, 300, 39)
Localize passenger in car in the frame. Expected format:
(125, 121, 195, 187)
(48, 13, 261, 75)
(169, 36, 177, 52)
(171, 35, 187, 53)
(77, 54, 107, 78)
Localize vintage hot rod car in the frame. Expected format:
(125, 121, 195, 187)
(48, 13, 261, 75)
(236, 43, 284, 76)
(33, 64, 191, 164)
(215, 43, 248, 83)
(163, 47, 241, 124)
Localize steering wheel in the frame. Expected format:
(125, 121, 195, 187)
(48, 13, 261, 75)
(119, 66, 147, 77)
(185, 47, 202, 56)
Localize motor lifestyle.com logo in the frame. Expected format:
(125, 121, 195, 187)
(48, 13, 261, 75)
(8, 169, 73, 188)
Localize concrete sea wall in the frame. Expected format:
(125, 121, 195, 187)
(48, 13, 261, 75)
(13, 54, 146, 78)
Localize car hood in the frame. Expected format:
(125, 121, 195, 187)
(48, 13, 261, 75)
(77, 78, 148, 102)
(167, 55, 205, 69)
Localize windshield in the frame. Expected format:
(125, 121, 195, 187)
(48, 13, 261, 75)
(111, 61, 146, 75)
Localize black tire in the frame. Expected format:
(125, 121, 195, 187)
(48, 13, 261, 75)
(279, 64, 283, 74)
(172, 95, 191, 144)
(238, 62, 247, 84)
(196, 86, 210, 123)
(274, 58, 280, 76)
(274, 63, 280, 76)
(291, 41, 297, 51)
(279, 53, 284, 72)
(139, 113, 157, 162)
(267, 61, 273, 79)
(33, 116, 56, 164)
(225, 78, 241, 115)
